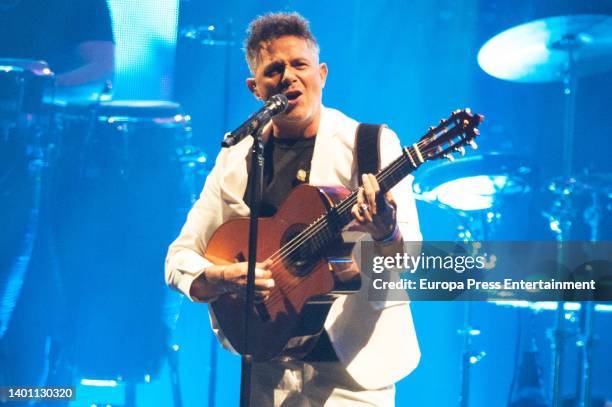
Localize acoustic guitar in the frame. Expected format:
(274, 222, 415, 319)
(206, 109, 483, 361)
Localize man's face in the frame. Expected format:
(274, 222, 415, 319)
(247, 35, 328, 136)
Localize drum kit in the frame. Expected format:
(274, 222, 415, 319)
(0, 57, 207, 396)
(413, 14, 612, 407)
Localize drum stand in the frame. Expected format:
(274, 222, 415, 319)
(550, 38, 578, 407)
(0, 112, 49, 338)
(456, 211, 495, 407)
(548, 41, 604, 406)
(575, 191, 601, 407)
(547, 195, 599, 407)
(576, 301, 595, 407)
(458, 301, 483, 407)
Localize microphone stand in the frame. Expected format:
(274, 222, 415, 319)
(239, 124, 266, 407)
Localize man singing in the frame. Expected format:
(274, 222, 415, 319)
(166, 12, 421, 405)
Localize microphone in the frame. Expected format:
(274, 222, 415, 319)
(221, 94, 289, 148)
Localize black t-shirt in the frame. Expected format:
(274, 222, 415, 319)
(0, 0, 113, 74)
(244, 135, 316, 216)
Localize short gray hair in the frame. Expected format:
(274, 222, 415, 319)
(244, 12, 319, 72)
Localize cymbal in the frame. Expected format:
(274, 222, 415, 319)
(478, 15, 612, 83)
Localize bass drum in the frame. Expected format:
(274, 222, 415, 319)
(50, 100, 201, 381)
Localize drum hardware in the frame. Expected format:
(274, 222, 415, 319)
(458, 301, 485, 407)
(0, 59, 58, 391)
(478, 15, 612, 84)
(175, 144, 208, 205)
(479, 14, 612, 407)
(413, 152, 532, 213)
(167, 343, 183, 407)
(0, 59, 55, 119)
(544, 174, 612, 241)
(542, 171, 611, 407)
(508, 338, 547, 407)
(0, 59, 55, 342)
(454, 222, 500, 407)
(413, 150, 532, 406)
(575, 300, 595, 407)
(180, 23, 235, 47)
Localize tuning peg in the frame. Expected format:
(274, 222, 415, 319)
(456, 146, 466, 156)
(445, 154, 455, 162)
(469, 140, 478, 150)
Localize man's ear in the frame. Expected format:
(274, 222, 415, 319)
(319, 63, 328, 88)
(246, 78, 261, 99)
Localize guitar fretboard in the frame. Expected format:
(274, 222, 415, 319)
(292, 145, 421, 259)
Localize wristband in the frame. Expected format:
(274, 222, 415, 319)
(373, 223, 400, 243)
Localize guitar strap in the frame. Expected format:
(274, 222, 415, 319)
(355, 123, 387, 186)
(355, 123, 386, 182)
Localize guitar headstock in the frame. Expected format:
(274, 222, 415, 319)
(418, 109, 484, 162)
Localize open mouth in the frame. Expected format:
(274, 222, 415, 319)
(284, 90, 302, 103)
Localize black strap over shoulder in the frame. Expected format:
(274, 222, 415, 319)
(355, 123, 386, 186)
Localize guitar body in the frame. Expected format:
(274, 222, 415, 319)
(207, 183, 351, 361)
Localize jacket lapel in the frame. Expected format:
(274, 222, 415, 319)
(310, 107, 355, 188)
(218, 137, 252, 217)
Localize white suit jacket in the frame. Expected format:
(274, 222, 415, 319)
(165, 106, 422, 389)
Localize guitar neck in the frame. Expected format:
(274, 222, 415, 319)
(304, 145, 421, 254)
(284, 108, 483, 260)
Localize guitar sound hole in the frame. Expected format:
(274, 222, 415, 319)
(281, 223, 315, 277)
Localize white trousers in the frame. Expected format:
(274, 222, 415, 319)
(250, 359, 395, 406)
